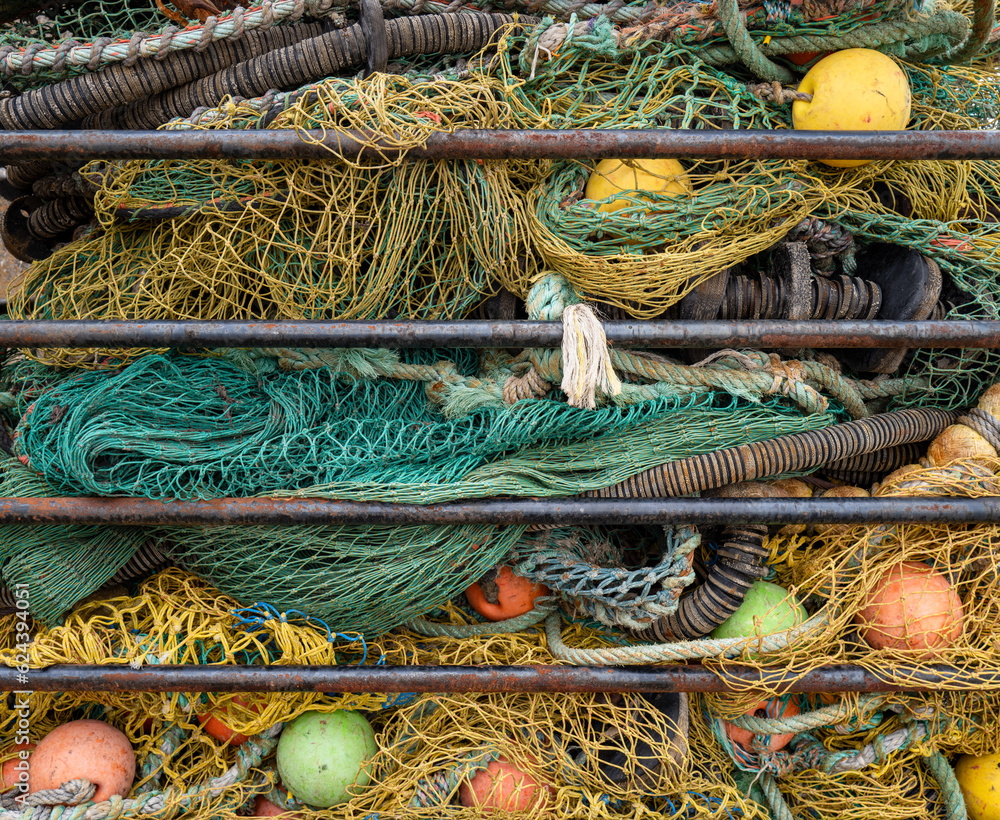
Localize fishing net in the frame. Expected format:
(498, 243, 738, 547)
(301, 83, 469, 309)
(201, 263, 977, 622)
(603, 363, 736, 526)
(4, 569, 1000, 820)
(0, 326, 852, 629)
(4, 345, 843, 500)
(8, 71, 539, 366)
(9, 23, 1000, 410)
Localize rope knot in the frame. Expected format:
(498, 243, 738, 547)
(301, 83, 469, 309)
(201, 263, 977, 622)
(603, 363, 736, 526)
(748, 80, 813, 103)
(765, 352, 805, 396)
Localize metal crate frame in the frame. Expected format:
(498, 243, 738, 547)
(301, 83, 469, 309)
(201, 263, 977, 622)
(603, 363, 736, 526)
(2, 128, 1000, 696)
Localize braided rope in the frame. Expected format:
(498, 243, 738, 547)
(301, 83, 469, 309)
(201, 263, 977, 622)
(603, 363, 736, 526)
(921, 750, 968, 820)
(683, 9, 972, 66)
(715, 0, 794, 81)
(759, 773, 796, 820)
(0, 0, 339, 77)
(513, 525, 699, 630)
(726, 695, 887, 735)
(408, 749, 500, 807)
(404, 599, 556, 637)
(958, 407, 1000, 453)
(543, 608, 830, 665)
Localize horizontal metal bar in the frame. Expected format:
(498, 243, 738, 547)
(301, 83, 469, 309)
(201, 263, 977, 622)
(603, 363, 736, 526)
(0, 497, 996, 525)
(2, 319, 999, 349)
(1, 130, 999, 162)
(2, 663, 997, 694)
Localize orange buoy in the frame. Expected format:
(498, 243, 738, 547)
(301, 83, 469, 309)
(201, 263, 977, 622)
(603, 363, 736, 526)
(724, 698, 800, 753)
(29, 720, 135, 802)
(252, 795, 300, 817)
(459, 757, 555, 812)
(196, 695, 261, 746)
(856, 561, 964, 656)
(465, 566, 548, 622)
(0, 742, 34, 791)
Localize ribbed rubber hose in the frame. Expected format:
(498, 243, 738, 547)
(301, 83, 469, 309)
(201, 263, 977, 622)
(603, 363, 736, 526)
(588, 407, 955, 499)
(635, 523, 770, 641)
(87, 13, 532, 130)
(0, 21, 328, 130)
(27, 197, 92, 239)
(5, 160, 53, 191)
(822, 441, 925, 487)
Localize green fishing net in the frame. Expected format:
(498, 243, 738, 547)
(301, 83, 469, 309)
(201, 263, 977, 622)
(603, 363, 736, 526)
(5, 348, 841, 501)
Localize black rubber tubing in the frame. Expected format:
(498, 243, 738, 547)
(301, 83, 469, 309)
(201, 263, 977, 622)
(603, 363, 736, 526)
(634, 523, 770, 641)
(588, 407, 955, 499)
(87, 12, 533, 130)
(0, 21, 329, 130)
(27, 196, 92, 239)
(821, 440, 925, 486)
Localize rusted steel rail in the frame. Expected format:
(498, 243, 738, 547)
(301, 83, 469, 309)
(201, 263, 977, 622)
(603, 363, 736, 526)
(1, 663, 998, 693)
(2, 129, 1000, 162)
(1, 319, 1000, 348)
(0, 497, 996, 525)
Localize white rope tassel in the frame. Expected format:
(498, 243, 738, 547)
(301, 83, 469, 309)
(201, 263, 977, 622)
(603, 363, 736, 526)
(560, 303, 622, 409)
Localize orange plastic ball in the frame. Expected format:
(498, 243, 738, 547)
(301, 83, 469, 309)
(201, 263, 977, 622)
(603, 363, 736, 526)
(29, 720, 135, 802)
(1, 743, 34, 791)
(856, 561, 964, 656)
(459, 758, 555, 812)
(465, 567, 548, 622)
(724, 699, 800, 753)
(252, 796, 300, 817)
(196, 696, 261, 746)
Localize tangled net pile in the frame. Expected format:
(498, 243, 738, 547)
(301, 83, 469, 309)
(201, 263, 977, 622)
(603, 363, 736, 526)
(4, 0, 1000, 817)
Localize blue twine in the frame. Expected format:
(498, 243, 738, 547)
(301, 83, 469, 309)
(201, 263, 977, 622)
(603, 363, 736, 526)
(232, 603, 371, 665)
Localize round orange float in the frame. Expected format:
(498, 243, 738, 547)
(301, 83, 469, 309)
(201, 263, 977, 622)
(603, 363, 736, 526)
(196, 695, 261, 746)
(459, 757, 555, 812)
(465, 567, 548, 622)
(28, 720, 135, 803)
(856, 561, 964, 656)
(0, 743, 34, 792)
(724, 698, 800, 753)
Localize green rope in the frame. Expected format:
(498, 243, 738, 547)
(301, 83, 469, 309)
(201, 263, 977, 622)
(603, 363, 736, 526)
(715, 0, 794, 81)
(725, 695, 888, 735)
(759, 773, 796, 820)
(922, 750, 969, 820)
(404, 600, 556, 637)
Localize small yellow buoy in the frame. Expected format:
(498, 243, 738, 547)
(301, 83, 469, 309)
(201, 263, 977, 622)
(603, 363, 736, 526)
(584, 159, 691, 213)
(792, 48, 911, 169)
(955, 753, 1000, 820)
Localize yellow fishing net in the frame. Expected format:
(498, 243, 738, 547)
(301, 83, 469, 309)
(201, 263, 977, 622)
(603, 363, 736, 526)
(3, 564, 997, 820)
(11, 28, 1000, 365)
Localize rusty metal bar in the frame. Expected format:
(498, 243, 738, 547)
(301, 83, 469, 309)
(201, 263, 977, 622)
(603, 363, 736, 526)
(0, 497, 996, 525)
(1, 130, 1000, 162)
(1, 319, 1000, 348)
(2, 663, 997, 693)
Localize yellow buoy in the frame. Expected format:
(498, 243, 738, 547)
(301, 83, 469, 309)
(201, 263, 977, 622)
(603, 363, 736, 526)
(584, 158, 691, 213)
(792, 48, 911, 169)
(956, 753, 1000, 820)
